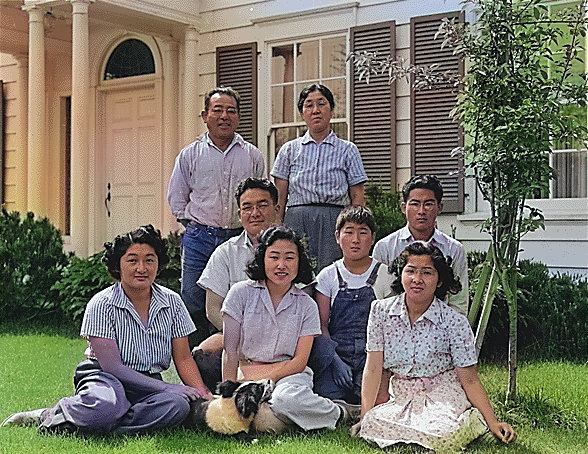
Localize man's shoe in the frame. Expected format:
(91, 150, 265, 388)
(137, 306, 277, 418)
(334, 399, 361, 425)
(1, 408, 47, 427)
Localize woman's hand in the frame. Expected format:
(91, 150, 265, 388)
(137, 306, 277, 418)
(164, 383, 213, 401)
(488, 420, 516, 443)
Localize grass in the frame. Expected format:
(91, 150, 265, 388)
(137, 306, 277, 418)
(1, 324, 587, 454)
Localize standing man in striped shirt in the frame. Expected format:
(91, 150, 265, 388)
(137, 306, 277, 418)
(271, 84, 368, 271)
(168, 87, 265, 348)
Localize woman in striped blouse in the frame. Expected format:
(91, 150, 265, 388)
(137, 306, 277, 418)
(2, 225, 212, 435)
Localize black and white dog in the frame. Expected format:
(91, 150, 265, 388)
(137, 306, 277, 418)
(186, 379, 277, 435)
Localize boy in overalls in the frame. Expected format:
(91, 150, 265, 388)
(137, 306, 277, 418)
(310, 206, 393, 404)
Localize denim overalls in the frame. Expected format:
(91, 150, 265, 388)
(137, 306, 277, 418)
(312, 261, 382, 404)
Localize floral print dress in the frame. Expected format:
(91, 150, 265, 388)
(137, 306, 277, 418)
(359, 295, 488, 452)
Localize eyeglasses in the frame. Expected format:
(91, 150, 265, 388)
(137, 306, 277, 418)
(208, 106, 238, 116)
(240, 201, 272, 214)
(405, 200, 438, 211)
(302, 99, 330, 110)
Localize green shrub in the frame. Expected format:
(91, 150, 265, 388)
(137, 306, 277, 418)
(156, 230, 182, 294)
(0, 210, 68, 320)
(51, 252, 113, 323)
(467, 251, 588, 361)
(365, 184, 405, 243)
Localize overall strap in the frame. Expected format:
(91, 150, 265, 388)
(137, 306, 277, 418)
(366, 261, 383, 286)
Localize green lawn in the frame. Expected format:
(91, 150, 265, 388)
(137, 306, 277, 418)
(1, 328, 587, 454)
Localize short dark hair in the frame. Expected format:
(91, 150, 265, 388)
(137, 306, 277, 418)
(102, 224, 170, 280)
(204, 87, 241, 113)
(297, 83, 335, 113)
(335, 205, 376, 234)
(235, 178, 279, 207)
(401, 175, 443, 203)
(390, 241, 461, 300)
(246, 226, 314, 284)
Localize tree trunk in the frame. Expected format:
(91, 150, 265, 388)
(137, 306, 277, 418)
(502, 266, 518, 402)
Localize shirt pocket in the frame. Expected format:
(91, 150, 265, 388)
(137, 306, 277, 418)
(275, 314, 303, 359)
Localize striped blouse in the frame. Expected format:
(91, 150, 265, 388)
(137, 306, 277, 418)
(80, 283, 195, 374)
(271, 130, 367, 207)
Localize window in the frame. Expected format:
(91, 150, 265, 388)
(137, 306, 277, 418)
(545, 0, 587, 198)
(270, 35, 347, 158)
(104, 39, 155, 80)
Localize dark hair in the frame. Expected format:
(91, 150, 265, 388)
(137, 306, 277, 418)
(246, 226, 314, 284)
(102, 224, 170, 280)
(235, 178, 279, 207)
(390, 242, 461, 300)
(401, 175, 443, 203)
(335, 205, 376, 234)
(204, 86, 241, 113)
(297, 83, 335, 113)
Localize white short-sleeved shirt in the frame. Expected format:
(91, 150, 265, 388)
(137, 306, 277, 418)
(372, 226, 469, 315)
(81, 283, 195, 374)
(314, 258, 394, 304)
(366, 294, 477, 377)
(197, 230, 254, 298)
(221, 280, 320, 363)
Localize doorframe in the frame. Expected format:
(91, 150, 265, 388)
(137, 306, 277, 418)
(95, 75, 163, 249)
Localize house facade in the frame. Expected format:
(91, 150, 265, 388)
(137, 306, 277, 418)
(0, 0, 586, 275)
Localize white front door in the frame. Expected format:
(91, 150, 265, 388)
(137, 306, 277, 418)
(103, 86, 162, 241)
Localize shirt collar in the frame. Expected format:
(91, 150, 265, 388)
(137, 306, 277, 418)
(204, 131, 243, 153)
(301, 130, 335, 145)
(111, 282, 170, 312)
(400, 225, 445, 247)
(389, 294, 445, 326)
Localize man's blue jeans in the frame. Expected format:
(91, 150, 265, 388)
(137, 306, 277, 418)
(180, 222, 241, 317)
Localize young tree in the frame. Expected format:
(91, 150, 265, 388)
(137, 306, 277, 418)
(349, 0, 587, 402)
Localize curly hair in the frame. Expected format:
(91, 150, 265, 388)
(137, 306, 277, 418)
(246, 225, 314, 284)
(390, 242, 461, 300)
(102, 224, 170, 280)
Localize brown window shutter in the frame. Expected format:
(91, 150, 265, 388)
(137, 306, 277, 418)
(411, 12, 464, 213)
(0, 80, 4, 205)
(351, 22, 396, 191)
(216, 43, 258, 145)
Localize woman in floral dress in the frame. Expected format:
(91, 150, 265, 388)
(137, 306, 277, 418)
(353, 242, 516, 451)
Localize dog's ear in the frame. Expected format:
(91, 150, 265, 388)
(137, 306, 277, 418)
(235, 385, 260, 419)
(216, 380, 241, 398)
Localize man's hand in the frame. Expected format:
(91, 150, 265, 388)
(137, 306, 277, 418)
(331, 354, 353, 389)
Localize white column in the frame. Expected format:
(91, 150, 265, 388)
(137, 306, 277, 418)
(23, 5, 46, 216)
(69, 0, 93, 256)
(14, 54, 29, 212)
(160, 38, 180, 231)
(183, 26, 200, 145)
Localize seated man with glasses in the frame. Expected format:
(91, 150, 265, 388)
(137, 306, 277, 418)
(193, 178, 280, 391)
(168, 87, 265, 349)
(373, 175, 469, 316)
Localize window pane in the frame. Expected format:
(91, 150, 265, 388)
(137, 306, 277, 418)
(272, 44, 295, 84)
(331, 122, 348, 140)
(296, 40, 319, 82)
(272, 85, 296, 124)
(322, 36, 346, 79)
(275, 127, 299, 153)
(104, 39, 155, 80)
(326, 78, 346, 119)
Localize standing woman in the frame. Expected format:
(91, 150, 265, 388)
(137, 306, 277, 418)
(354, 242, 516, 451)
(221, 226, 348, 431)
(2, 225, 212, 435)
(271, 84, 368, 271)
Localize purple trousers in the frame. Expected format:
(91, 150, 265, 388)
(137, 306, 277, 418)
(39, 360, 190, 435)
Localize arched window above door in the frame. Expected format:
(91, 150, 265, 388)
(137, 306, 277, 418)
(104, 39, 155, 80)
